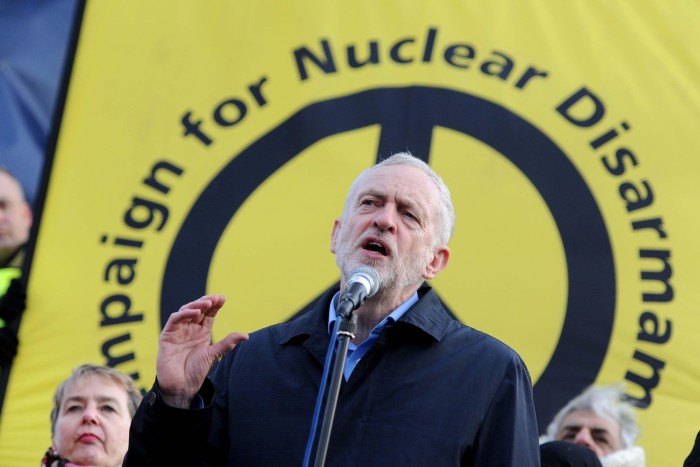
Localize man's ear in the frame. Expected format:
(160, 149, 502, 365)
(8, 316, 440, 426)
(23, 202, 33, 229)
(422, 246, 450, 280)
(330, 219, 341, 253)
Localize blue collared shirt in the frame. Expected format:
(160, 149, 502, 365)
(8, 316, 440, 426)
(328, 291, 418, 380)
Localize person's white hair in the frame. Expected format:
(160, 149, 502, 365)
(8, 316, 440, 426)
(342, 152, 455, 248)
(543, 384, 641, 449)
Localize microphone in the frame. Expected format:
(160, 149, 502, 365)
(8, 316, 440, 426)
(336, 266, 380, 318)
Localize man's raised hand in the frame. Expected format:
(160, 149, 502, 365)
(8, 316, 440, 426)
(156, 294, 248, 408)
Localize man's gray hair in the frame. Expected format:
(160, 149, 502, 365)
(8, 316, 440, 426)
(343, 152, 455, 247)
(543, 384, 641, 449)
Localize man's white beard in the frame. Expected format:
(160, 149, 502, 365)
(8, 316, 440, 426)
(335, 229, 430, 293)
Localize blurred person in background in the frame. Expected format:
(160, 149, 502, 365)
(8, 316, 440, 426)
(42, 364, 143, 467)
(541, 385, 645, 467)
(0, 167, 32, 365)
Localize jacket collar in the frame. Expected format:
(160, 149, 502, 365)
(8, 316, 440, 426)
(278, 283, 453, 347)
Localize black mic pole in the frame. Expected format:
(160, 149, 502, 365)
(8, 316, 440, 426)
(312, 309, 357, 467)
(304, 267, 379, 466)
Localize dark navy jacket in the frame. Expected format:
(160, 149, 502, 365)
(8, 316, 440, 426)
(126, 285, 540, 466)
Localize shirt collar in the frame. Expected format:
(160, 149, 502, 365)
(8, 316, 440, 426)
(327, 290, 419, 337)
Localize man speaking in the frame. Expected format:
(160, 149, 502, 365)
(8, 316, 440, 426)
(125, 152, 540, 466)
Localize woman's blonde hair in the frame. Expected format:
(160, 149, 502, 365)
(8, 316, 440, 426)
(50, 364, 143, 435)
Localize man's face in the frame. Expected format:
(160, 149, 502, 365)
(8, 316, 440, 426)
(555, 409, 624, 458)
(331, 165, 448, 293)
(0, 172, 32, 259)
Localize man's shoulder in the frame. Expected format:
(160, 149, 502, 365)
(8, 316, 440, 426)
(447, 319, 521, 358)
(411, 286, 522, 355)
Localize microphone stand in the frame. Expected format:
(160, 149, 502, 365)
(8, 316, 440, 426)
(304, 309, 357, 467)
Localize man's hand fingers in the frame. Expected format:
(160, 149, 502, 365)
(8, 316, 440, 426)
(164, 295, 227, 328)
(211, 332, 249, 360)
(186, 294, 226, 314)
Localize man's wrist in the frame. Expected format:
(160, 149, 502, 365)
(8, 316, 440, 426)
(155, 378, 212, 409)
(161, 393, 196, 409)
(155, 379, 198, 409)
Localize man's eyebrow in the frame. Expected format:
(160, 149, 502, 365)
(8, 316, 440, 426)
(560, 424, 582, 431)
(355, 189, 426, 217)
(561, 423, 612, 435)
(357, 189, 385, 199)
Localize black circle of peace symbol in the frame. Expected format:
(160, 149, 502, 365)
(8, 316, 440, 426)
(160, 86, 616, 431)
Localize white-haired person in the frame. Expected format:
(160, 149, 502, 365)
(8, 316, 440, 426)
(124, 152, 541, 466)
(540, 385, 645, 467)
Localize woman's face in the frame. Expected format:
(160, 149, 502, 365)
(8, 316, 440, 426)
(52, 374, 132, 466)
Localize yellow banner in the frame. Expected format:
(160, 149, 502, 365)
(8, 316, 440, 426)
(2, 1, 699, 465)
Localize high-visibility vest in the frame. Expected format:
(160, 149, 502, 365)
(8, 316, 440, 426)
(0, 267, 21, 328)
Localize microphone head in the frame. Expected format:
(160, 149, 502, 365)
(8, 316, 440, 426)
(347, 266, 381, 298)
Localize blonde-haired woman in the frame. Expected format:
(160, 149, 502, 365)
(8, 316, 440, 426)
(42, 364, 142, 467)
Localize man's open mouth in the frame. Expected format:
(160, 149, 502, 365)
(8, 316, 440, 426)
(363, 239, 387, 256)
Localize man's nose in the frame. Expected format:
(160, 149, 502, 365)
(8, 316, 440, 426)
(373, 206, 397, 232)
(572, 428, 594, 448)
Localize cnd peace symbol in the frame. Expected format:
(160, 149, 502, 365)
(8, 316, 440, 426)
(161, 86, 615, 430)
